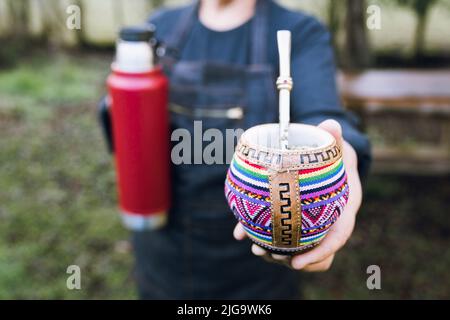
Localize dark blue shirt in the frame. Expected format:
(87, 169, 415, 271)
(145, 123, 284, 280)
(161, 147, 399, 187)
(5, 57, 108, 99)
(149, 0, 371, 177)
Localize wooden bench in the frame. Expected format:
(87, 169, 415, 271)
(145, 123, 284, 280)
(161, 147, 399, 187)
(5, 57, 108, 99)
(338, 70, 450, 174)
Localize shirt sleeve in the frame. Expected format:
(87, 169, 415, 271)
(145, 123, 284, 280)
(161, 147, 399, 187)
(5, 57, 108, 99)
(290, 17, 372, 179)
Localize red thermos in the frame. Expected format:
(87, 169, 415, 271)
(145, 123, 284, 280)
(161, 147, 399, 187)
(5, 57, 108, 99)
(107, 26, 170, 230)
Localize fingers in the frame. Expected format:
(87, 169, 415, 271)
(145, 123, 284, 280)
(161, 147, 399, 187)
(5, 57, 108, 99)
(233, 223, 247, 241)
(301, 254, 335, 272)
(251, 242, 333, 272)
(291, 213, 354, 270)
(236, 221, 343, 272)
(251, 244, 267, 256)
(250, 244, 289, 260)
(318, 119, 343, 148)
(291, 238, 338, 270)
(235, 225, 289, 261)
(271, 254, 287, 261)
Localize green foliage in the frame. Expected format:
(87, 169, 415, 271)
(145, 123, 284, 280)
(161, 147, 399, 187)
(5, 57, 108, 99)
(0, 55, 104, 106)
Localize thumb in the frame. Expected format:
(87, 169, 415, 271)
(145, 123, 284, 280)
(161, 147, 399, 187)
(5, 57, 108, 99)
(317, 119, 343, 148)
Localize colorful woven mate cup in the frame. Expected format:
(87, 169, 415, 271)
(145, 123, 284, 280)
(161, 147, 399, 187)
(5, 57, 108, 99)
(225, 123, 349, 254)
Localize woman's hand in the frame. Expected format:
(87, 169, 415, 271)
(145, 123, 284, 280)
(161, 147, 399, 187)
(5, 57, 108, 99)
(233, 119, 363, 272)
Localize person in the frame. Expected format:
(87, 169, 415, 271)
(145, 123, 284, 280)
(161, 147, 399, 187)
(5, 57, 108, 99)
(131, 0, 371, 299)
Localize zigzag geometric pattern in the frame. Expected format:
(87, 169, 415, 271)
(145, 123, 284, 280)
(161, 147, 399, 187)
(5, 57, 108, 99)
(225, 151, 349, 253)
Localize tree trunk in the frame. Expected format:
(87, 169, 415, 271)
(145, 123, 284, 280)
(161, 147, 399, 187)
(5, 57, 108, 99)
(344, 0, 371, 70)
(151, 0, 165, 8)
(7, 0, 30, 38)
(413, 12, 428, 58)
(328, 0, 340, 51)
(73, 0, 88, 47)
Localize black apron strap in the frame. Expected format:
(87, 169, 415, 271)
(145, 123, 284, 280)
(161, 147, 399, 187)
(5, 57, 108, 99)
(163, 1, 199, 61)
(250, 0, 269, 65)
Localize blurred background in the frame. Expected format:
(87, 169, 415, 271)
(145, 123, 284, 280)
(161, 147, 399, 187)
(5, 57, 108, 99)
(0, 0, 449, 299)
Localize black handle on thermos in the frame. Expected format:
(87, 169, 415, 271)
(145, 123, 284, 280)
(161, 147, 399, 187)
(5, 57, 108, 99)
(97, 96, 114, 154)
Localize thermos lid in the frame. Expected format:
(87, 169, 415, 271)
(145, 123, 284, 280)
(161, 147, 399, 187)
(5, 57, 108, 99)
(115, 25, 155, 73)
(119, 25, 155, 42)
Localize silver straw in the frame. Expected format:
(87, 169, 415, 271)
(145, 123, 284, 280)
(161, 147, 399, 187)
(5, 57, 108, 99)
(276, 30, 293, 150)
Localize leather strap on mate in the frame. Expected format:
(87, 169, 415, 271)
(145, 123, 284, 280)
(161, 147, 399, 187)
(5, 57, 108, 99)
(269, 170, 301, 249)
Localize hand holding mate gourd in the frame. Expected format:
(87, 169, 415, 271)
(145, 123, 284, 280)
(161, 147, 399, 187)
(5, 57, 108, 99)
(227, 31, 363, 271)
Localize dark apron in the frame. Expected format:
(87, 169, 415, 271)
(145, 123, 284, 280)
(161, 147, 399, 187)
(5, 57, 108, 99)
(132, 0, 300, 299)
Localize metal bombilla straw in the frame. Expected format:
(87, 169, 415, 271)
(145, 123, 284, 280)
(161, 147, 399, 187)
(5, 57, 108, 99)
(277, 30, 293, 151)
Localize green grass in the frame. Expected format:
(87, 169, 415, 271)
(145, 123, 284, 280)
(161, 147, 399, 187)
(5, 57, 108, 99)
(0, 52, 136, 299)
(0, 52, 449, 299)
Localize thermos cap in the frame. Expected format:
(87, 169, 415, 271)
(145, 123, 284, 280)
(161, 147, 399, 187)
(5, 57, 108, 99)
(119, 25, 155, 42)
(115, 25, 155, 73)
